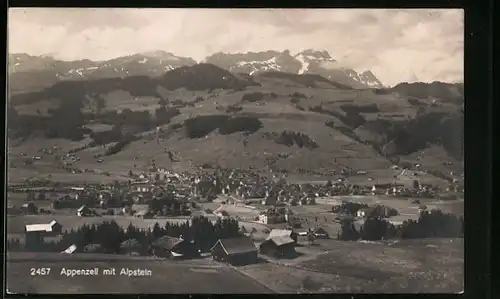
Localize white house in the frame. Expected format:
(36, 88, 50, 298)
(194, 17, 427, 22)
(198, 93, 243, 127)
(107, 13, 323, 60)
(25, 220, 62, 235)
(259, 213, 283, 224)
(134, 183, 155, 193)
(356, 209, 366, 218)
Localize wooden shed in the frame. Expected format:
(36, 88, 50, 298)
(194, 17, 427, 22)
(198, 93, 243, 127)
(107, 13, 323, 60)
(210, 237, 258, 266)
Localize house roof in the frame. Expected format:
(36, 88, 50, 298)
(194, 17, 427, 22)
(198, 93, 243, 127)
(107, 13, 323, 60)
(77, 205, 89, 212)
(151, 236, 183, 250)
(212, 237, 257, 255)
(26, 221, 60, 233)
(62, 244, 77, 254)
(266, 236, 295, 247)
(120, 239, 141, 248)
(267, 229, 294, 239)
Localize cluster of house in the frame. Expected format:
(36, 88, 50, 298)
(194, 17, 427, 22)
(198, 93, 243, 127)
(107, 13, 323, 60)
(369, 183, 436, 198)
(257, 207, 300, 227)
(23, 218, 312, 266)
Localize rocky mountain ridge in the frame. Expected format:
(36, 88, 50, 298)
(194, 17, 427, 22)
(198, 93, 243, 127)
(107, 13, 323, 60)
(9, 49, 384, 93)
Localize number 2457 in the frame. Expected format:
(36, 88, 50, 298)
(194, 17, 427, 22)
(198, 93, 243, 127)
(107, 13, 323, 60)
(30, 268, 51, 276)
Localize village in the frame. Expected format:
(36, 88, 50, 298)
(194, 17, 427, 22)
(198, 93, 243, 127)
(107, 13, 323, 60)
(7, 146, 464, 270)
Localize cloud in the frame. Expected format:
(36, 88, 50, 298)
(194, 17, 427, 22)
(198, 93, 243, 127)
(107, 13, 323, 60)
(8, 8, 463, 86)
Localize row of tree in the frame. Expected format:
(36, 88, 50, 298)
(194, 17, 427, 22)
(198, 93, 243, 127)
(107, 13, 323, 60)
(12, 216, 242, 254)
(275, 130, 319, 149)
(337, 209, 464, 241)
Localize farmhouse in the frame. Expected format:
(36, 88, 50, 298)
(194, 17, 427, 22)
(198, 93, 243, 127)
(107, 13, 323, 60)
(77, 205, 91, 217)
(260, 229, 298, 258)
(268, 229, 298, 243)
(313, 227, 329, 239)
(259, 236, 297, 259)
(20, 203, 38, 214)
(150, 236, 198, 259)
(210, 237, 258, 266)
(25, 221, 63, 251)
(7, 204, 20, 215)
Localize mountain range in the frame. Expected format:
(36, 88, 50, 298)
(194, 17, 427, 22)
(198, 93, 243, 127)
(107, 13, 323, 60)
(8, 49, 384, 94)
(7, 48, 464, 186)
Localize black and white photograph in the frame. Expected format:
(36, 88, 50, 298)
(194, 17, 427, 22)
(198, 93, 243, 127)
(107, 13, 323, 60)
(6, 8, 464, 294)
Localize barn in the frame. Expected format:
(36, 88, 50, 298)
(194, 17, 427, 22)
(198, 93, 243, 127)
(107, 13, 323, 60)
(210, 237, 258, 266)
(77, 205, 91, 217)
(268, 229, 298, 244)
(25, 220, 63, 236)
(259, 236, 297, 259)
(150, 236, 199, 259)
(24, 220, 63, 251)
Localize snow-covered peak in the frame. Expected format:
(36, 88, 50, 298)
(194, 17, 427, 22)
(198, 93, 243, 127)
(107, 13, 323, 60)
(295, 49, 334, 60)
(9, 49, 385, 90)
(359, 70, 384, 88)
(293, 50, 336, 75)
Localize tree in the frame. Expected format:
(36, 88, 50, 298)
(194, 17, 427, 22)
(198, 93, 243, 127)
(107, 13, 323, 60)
(239, 226, 248, 235)
(36, 192, 46, 201)
(360, 217, 390, 241)
(306, 230, 316, 245)
(152, 222, 162, 239)
(26, 192, 36, 201)
(412, 180, 420, 190)
(154, 173, 161, 181)
(128, 170, 134, 178)
(337, 220, 360, 241)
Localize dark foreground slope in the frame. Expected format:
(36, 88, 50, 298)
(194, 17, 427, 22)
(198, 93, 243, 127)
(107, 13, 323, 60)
(6, 253, 273, 294)
(240, 238, 463, 293)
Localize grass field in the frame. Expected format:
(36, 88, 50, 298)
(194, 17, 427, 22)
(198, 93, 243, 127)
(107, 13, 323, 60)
(239, 238, 463, 293)
(6, 253, 274, 294)
(8, 74, 461, 186)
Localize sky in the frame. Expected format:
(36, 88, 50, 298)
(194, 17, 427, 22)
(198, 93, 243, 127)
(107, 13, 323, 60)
(8, 8, 464, 87)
